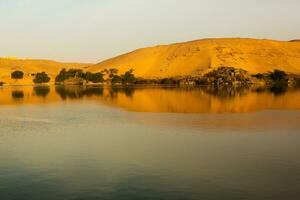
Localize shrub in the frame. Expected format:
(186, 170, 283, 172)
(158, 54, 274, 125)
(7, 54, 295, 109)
(160, 78, 178, 85)
(270, 70, 287, 81)
(111, 75, 122, 84)
(121, 69, 136, 84)
(55, 68, 67, 82)
(108, 68, 119, 78)
(85, 72, 104, 83)
(252, 73, 264, 79)
(55, 68, 84, 83)
(33, 72, 50, 84)
(11, 70, 24, 79)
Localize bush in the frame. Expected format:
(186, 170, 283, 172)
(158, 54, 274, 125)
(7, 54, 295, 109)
(55, 68, 84, 82)
(55, 68, 67, 82)
(160, 78, 179, 85)
(85, 72, 104, 83)
(33, 72, 50, 84)
(270, 70, 287, 81)
(252, 73, 264, 79)
(121, 69, 136, 84)
(108, 68, 119, 78)
(11, 70, 24, 79)
(111, 75, 122, 84)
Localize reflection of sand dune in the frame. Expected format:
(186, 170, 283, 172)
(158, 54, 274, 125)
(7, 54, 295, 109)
(98, 88, 300, 113)
(1, 86, 300, 114)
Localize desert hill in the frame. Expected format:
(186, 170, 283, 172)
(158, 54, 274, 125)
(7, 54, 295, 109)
(2, 38, 300, 85)
(0, 58, 90, 85)
(88, 38, 300, 78)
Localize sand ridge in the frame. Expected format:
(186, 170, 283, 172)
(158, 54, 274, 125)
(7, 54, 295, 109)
(0, 58, 91, 85)
(1, 38, 300, 85)
(88, 38, 300, 78)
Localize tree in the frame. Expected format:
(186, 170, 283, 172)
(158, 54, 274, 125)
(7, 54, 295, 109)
(55, 68, 85, 83)
(270, 70, 287, 81)
(108, 68, 119, 78)
(33, 72, 50, 84)
(111, 75, 122, 84)
(55, 68, 67, 82)
(269, 70, 288, 94)
(106, 68, 122, 84)
(121, 69, 136, 84)
(11, 70, 24, 79)
(252, 73, 264, 79)
(85, 72, 104, 83)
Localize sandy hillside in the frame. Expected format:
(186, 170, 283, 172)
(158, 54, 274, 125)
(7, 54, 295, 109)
(0, 58, 91, 85)
(88, 38, 300, 78)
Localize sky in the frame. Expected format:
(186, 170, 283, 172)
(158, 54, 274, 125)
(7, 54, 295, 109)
(0, 0, 299, 63)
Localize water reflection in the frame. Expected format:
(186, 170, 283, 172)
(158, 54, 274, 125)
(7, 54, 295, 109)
(11, 90, 24, 100)
(55, 86, 87, 100)
(33, 86, 50, 98)
(1, 86, 300, 113)
(203, 86, 249, 98)
(270, 82, 288, 95)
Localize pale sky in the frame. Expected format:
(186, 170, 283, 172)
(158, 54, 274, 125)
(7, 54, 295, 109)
(0, 0, 299, 63)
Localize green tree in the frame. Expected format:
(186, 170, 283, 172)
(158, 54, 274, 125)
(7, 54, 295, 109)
(11, 70, 24, 79)
(55, 68, 67, 82)
(106, 68, 122, 84)
(269, 70, 288, 94)
(55, 68, 85, 83)
(252, 73, 264, 79)
(108, 68, 119, 78)
(121, 69, 136, 84)
(85, 72, 104, 83)
(270, 70, 287, 81)
(111, 75, 122, 84)
(33, 72, 50, 84)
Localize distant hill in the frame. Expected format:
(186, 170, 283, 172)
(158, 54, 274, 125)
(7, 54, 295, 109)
(88, 38, 300, 78)
(2, 38, 300, 85)
(0, 58, 90, 85)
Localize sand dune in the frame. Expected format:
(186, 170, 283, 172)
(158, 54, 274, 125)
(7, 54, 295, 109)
(1, 38, 300, 85)
(88, 38, 300, 78)
(0, 58, 90, 85)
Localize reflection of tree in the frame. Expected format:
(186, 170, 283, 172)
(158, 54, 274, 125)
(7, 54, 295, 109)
(12, 90, 24, 99)
(109, 87, 135, 99)
(85, 87, 104, 96)
(55, 86, 104, 100)
(270, 81, 288, 95)
(34, 86, 50, 98)
(203, 84, 289, 98)
(203, 86, 249, 98)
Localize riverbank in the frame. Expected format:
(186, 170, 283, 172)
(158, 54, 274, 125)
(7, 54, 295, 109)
(1, 67, 300, 92)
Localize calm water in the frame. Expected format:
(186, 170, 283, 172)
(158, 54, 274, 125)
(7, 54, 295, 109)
(0, 86, 300, 200)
